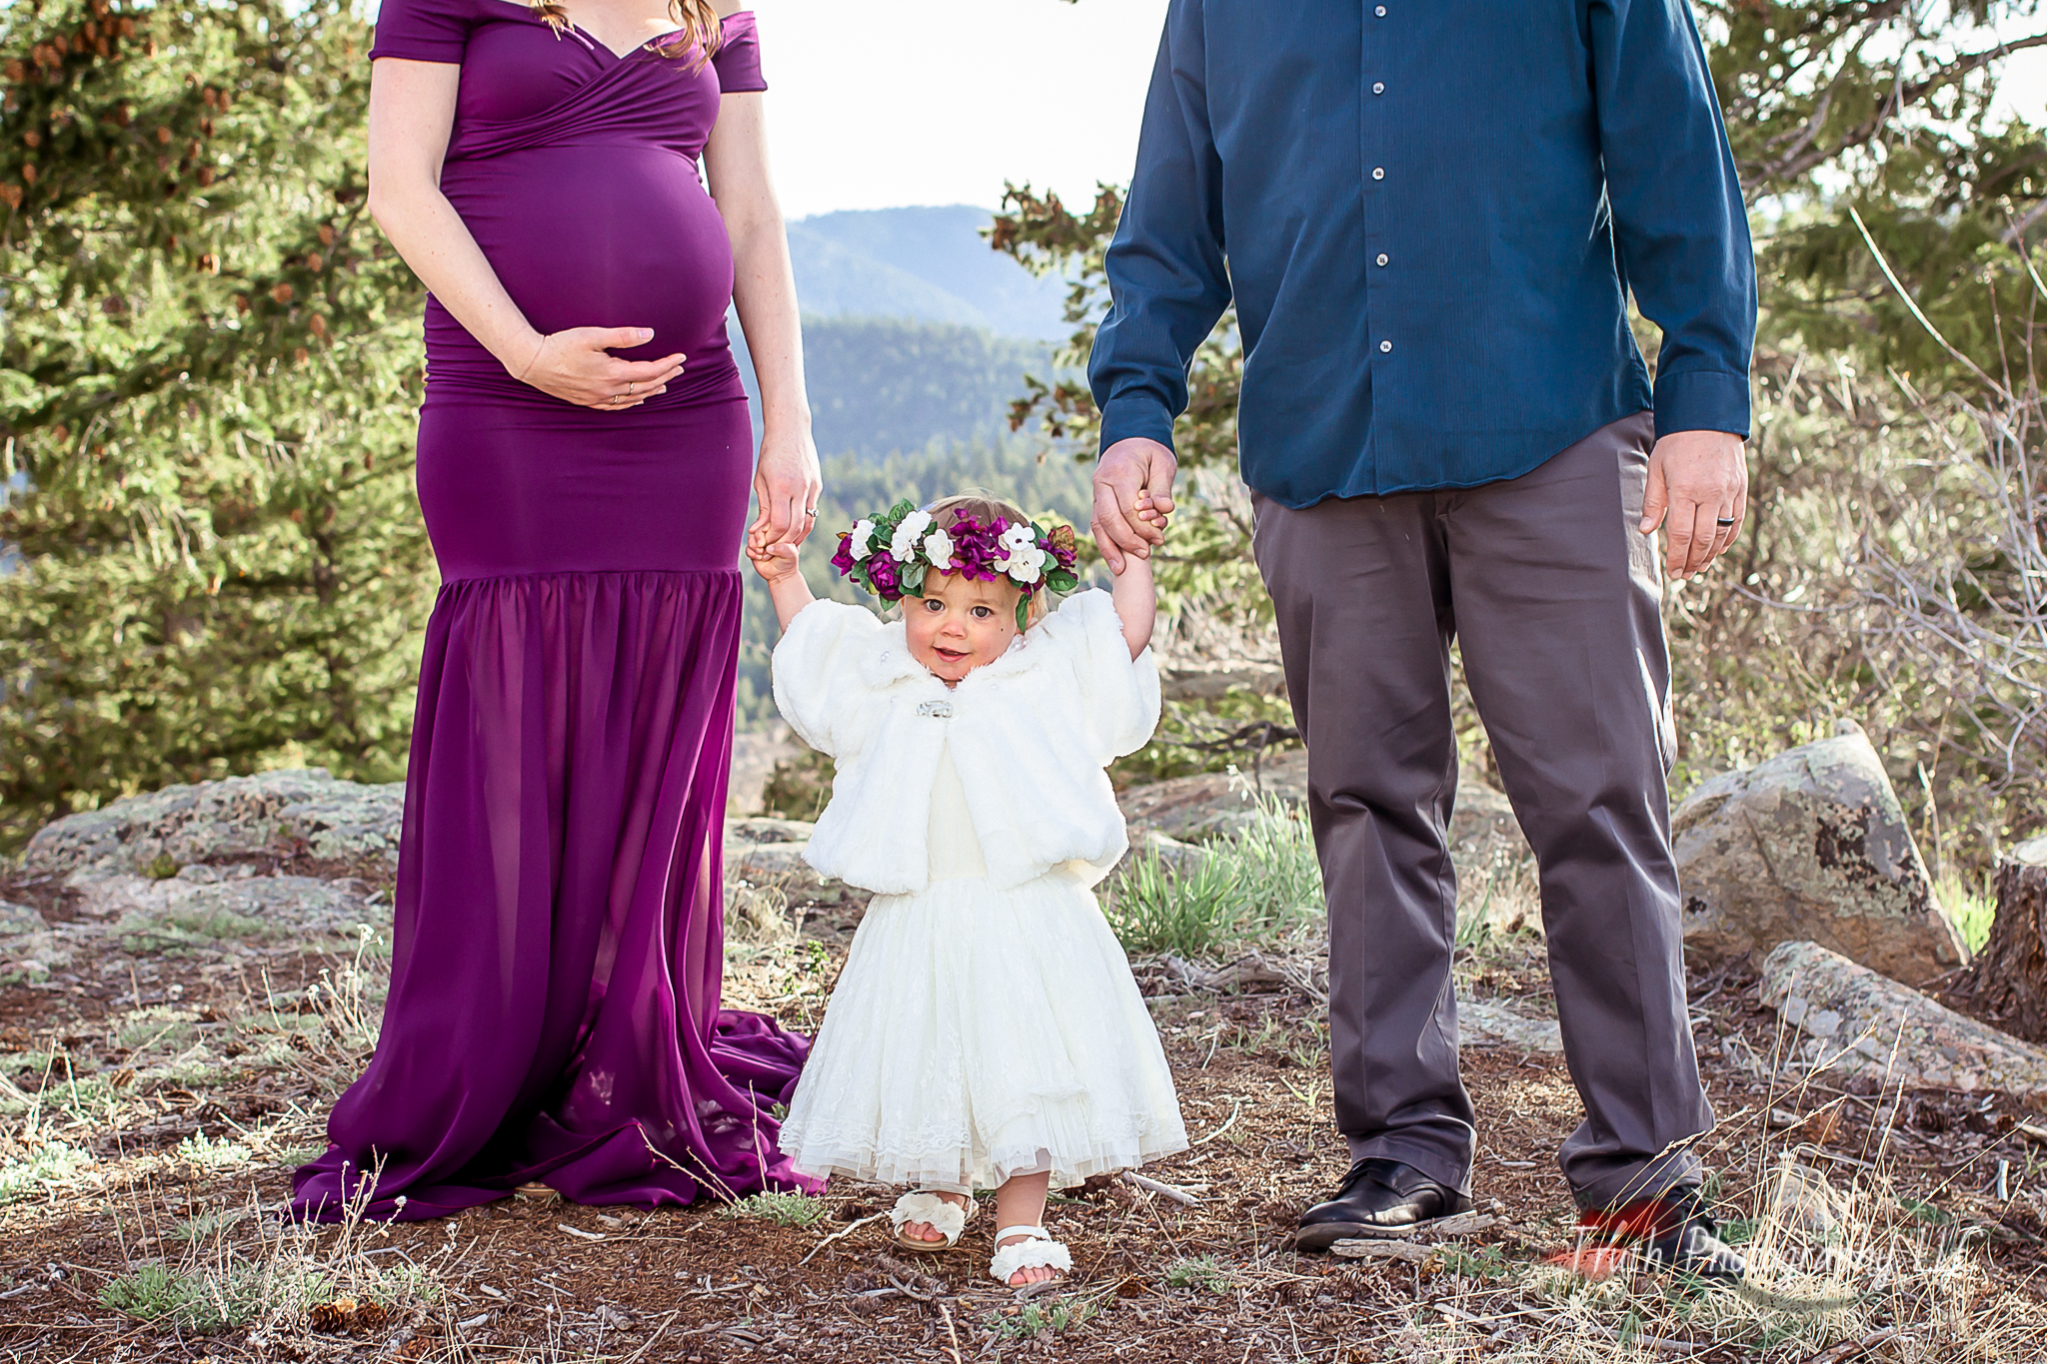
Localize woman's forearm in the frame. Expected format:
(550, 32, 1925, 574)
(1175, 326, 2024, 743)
(370, 180, 544, 374)
(727, 211, 811, 438)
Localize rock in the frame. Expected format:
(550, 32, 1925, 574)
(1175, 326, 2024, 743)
(1766, 1161, 1844, 1236)
(1118, 751, 1528, 865)
(1946, 835, 2046, 1043)
(81, 873, 381, 945)
(1158, 663, 1288, 703)
(1758, 940, 2045, 1100)
(1456, 1000, 1563, 1054)
(728, 724, 800, 817)
(724, 817, 815, 847)
(22, 769, 404, 883)
(1672, 721, 1965, 983)
(0, 901, 49, 936)
(1118, 752, 1309, 842)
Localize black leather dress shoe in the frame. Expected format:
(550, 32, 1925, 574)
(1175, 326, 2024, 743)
(1296, 1158, 1472, 1252)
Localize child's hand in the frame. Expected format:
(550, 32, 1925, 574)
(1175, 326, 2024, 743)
(748, 538, 801, 585)
(1133, 490, 1171, 537)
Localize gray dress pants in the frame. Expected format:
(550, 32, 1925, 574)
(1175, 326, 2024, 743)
(1252, 412, 1715, 1209)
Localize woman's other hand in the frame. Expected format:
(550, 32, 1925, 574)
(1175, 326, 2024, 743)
(513, 327, 686, 410)
(748, 426, 822, 550)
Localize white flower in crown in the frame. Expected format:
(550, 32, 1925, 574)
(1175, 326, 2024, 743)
(998, 522, 1039, 554)
(890, 509, 934, 562)
(922, 526, 956, 570)
(1001, 542, 1048, 585)
(846, 519, 877, 558)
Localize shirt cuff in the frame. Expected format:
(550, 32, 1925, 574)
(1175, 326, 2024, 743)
(1653, 368, 1752, 441)
(1096, 395, 1178, 457)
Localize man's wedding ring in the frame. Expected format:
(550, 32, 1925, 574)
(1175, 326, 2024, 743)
(1715, 516, 1736, 526)
(804, 507, 818, 517)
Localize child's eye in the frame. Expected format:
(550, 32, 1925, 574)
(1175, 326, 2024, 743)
(970, 606, 991, 618)
(923, 599, 943, 612)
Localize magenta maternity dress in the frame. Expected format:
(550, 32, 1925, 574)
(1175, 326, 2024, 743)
(291, 3, 815, 1221)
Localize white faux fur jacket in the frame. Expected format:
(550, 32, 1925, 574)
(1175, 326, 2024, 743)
(770, 590, 1160, 895)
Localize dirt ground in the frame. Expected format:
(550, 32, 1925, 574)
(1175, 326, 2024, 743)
(0, 871, 2042, 1363)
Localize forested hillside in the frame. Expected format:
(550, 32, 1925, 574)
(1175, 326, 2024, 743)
(786, 205, 1070, 340)
(731, 315, 1055, 461)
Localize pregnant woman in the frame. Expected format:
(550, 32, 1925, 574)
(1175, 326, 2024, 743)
(292, 0, 822, 1219)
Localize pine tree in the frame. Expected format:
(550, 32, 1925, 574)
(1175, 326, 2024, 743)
(0, 0, 431, 848)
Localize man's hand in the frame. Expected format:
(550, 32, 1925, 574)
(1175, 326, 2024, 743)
(1093, 437, 1179, 573)
(1640, 430, 1748, 580)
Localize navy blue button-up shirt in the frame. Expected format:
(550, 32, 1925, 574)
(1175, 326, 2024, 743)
(1090, 0, 1757, 507)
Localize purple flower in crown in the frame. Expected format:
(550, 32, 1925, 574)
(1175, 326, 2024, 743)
(864, 553, 900, 598)
(943, 516, 1005, 581)
(829, 535, 856, 576)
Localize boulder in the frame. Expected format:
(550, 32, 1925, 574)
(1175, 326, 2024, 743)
(728, 724, 800, 817)
(1759, 940, 2045, 1100)
(22, 769, 404, 883)
(1117, 750, 1527, 864)
(1457, 999, 1563, 1054)
(1672, 721, 1964, 984)
(0, 901, 48, 937)
(81, 870, 382, 945)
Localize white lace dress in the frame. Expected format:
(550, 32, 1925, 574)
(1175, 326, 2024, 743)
(772, 593, 1188, 1192)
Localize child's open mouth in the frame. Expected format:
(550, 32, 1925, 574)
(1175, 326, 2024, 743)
(934, 647, 968, 661)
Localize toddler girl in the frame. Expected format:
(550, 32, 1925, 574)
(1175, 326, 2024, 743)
(748, 492, 1186, 1287)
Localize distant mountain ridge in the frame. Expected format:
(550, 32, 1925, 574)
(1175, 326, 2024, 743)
(785, 205, 1072, 341)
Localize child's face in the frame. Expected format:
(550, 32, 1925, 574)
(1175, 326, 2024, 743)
(905, 570, 1024, 685)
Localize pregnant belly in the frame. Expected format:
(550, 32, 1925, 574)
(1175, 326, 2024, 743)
(428, 145, 739, 403)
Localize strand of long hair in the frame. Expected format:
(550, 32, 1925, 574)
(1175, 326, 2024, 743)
(527, 0, 724, 64)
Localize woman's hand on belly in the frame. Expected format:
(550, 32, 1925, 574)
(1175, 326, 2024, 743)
(516, 326, 687, 411)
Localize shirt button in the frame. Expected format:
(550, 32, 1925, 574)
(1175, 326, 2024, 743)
(1372, 167, 1385, 180)
(1379, 340, 1393, 353)
(1376, 253, 1389, 266)
(1375, 5, 1387, 15)
(1373, 82, 1385, 95)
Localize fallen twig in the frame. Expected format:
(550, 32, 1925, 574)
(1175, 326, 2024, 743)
(616, 1309, 683, 1364)
(1193, 1099, 1242, 1146)
(1798, 1326, 1901, 1364)
(939, 1299, 964, 1364)
(1121, 1171, 1200, 1206)
(1330, 1240, 1436, 1263)
(798, 1211, 886, 1265)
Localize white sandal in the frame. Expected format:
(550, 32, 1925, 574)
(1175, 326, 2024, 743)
(988, 1224, 1072, 1286)
(888, 1191, 972, 1253)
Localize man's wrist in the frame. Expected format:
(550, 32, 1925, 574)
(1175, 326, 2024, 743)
(1097, 396, 1177, 457)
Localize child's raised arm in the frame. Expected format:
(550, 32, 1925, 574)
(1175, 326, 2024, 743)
(1110, 552, 1155, 660)
(747, 532, 815, 631)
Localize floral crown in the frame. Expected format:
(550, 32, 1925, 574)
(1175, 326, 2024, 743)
(828, 499, 1081, 629)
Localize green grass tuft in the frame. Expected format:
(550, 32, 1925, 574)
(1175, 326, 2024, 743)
(1935, 870, 1997, 954)
(0, 1139, 93, 1204)
(719, 1190, 830, 1228)
(990, 1295, 1099, 1339)
(1163, 1254, 1234, 1293)
(98, 1263, 263, 1333)
(1104, 796, 1324, 958)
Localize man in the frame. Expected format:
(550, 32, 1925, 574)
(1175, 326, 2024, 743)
(1090, 0, 1753, 1278)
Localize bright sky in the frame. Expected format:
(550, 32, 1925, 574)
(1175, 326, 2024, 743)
(749, 0, 2046, 220)
(750, 0, 1168, 219)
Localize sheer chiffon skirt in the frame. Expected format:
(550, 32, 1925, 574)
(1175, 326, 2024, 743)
(779, 866, 1189, 1192)
(292, 569, 817, 1220)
